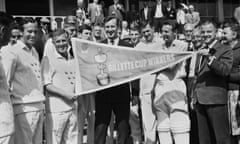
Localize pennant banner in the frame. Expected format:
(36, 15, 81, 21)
(71, 38, 194, 95)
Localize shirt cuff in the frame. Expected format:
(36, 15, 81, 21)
(207, 56, 216, 66)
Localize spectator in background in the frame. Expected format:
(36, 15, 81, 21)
(128, 26, 142, 144)
(151, 0, 166, 33)
(108, 0, 125, 21)
(184, 23, 194, 50)
(76, 3, 87, 26)
(0, 11, 14, 144)
(92, 23, 104, 42)
(126, 4, 139, 27)
(88, 0, 100, 24)
(129, 27, 141, 47)
(2, 22, 22, 48)
(77, 24, 92, 40)
(121, 20, 129, 39)
(135, 21, 162, 144)
(164, 0, 176, 27)
(221, 22, 240, 144)
(234, 7, 240, 26)
(77, 24, 96, 144)
(139, 1, 152, 24)
(34, 17, 51, 61)
(185, 5, 200, 28)
(94, 4, 105, 25)
(176, 4, 187, 33)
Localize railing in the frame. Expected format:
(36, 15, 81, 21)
(13, 15, 67, 30)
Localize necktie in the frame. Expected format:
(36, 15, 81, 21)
(110, 39, 114, 45)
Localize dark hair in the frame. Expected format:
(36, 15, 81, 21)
(20, 17, 37, 31)
(52, 29, 68, 39)
(130, 26, 140, 33)
(78, 24, 92, 33)
(104, 16, 120, 28)
(201, 20, 217, 29)
(5, 22, 22, 42)
(161, 21, 176, 32)
(140, 20, 154, 30)
(223, 21, 240, 39)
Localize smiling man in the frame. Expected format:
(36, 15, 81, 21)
(153, 22, 190, 144)
(43, 29, 78, 144)
(95, 16, 132, 144)
(1, 17, 45, 144)
(194, 20, 233, 144)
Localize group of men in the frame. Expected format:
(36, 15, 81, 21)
(0, 1, 239, 144)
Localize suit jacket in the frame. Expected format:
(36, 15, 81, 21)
(140, 7, 152, 22)
(108, 4, 125, 21)
(96, 39, 132, 103)
(194, 41, 233, 104)
(164, 7, 176, 20)
(151, 4, 167, 18)
(228, 41, 240, 90)
(185, 11, 200, 27)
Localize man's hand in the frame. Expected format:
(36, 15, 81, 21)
(198, 49, 209, 56)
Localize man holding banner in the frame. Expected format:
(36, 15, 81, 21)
(94, 16, 132, 144)
(153, 22, 190, 144)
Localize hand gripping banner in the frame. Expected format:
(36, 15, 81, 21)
(71, 38, 194, 95)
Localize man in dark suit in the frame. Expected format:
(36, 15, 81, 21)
(108, 0, 125, 21)
(139, 1, 152, 23)
(193, 20, 233, 144)
(151, 0, 166, 32)
(94, 16, 131, 144)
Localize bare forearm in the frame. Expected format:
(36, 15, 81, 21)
(45, 84, 75, 101)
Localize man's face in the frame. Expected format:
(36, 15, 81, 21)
(53, 33, 69, 55)
(161, 24, 175, 43)
(189, 5, 194, 13)
(201, 23, 216, 45)
(141, 24, 154, 42)
(93, 0, 98, 3)
(64, 25, 77, 38)
(104, 18, 118, 39)
(130, 30, 140, 44)
(10, 29, 22, 44)
(80, 29, 92, 40)
(184, 25, 194, 42)
(93, 26, 102, 38)
(222, 27, 236, 44)
(22, 22, 38, 46)
(113, 0, 119, 4)
(192, 29, 203, 48)
(157, 0, 162, 4)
